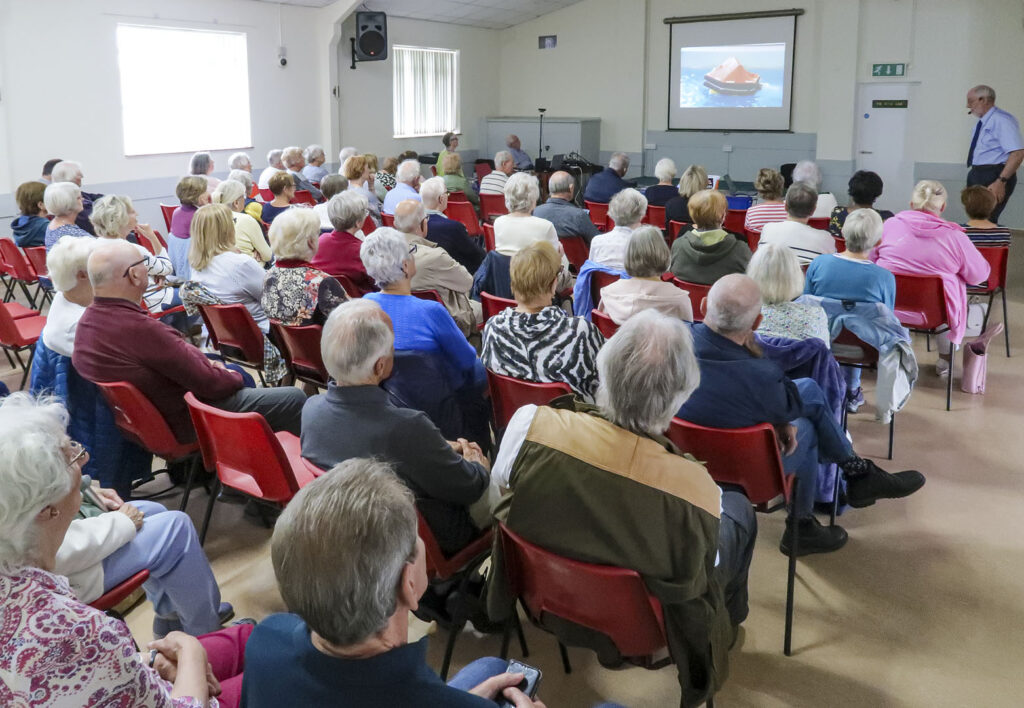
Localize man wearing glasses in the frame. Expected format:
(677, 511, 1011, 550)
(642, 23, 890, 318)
(966, 84, 1024, 222)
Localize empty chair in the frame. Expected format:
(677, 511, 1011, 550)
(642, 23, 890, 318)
(0, 239, 46, 308)
(0, 301, 45, 389)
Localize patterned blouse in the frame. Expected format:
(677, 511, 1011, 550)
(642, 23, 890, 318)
(0, 567, 209, 707)
(481, 305, 605, 402)
(45, 223, 93, 252)
(375, 171, 396, 192)
(757, 300, 830, 347)
(262, 261, 348, 326)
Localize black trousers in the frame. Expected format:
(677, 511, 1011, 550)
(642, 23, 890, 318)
(967, 163, 1017, 223)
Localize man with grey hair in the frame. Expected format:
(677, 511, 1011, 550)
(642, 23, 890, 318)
(282, 146, 324, 202)
(301, 299, 492, 556)
(479, 151, 515, 195)
(583, 151, 634, 203)
(532, 170, 598, 244)
(241, 457, 545, 707)
(965, 84, 1023, 221)
(393, 200, 479, 334)
(228, 152, 252, 173)
(382, 159, 423, 215)
(420, 176, 485, 274)
(678, 274, 925, 556)
(506, 134, 533, 170)
(488, 308, 755, 706)
(758, 182, 836, 264)
(302, 144, 328, 183)
(337, 146, 359, 169)
(52, 160, 103, 234)
(790, 160, 837, 217)
(258, 149, 285, 189)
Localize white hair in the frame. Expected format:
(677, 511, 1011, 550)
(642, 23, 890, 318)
(47, 236, 99, 292)
(792, 160, 823, 189)
(547, 172, 574, 195)
(596, 310, 700, 436)
(842, 209, 884, 253)
(393, 201, 426, 234)
(0, 393, 73, 570)
(50, 161, 82, 184)
(43, 182, 82, 217)
(609, 152, 630, 173)
(267, 149, 284, 168)
(360, 227, 410, 288)
(504, 172, 540, 213)
(304, 144, 326, 163)
(190, 151, 212, 175)
(419, 176, 447, 208)
(228, 152, 251, 170)
(321, 299, 395, 384)
(625, 225, 670, 278)
(270, 208, 321, 261)
(654, 158, 677, 183)
(971, 84, 995, 102)
(211, 180, 246, 209)
(746, 243, 804, 305)
(89, 194, 135, 238)
(494, 150, 512, 167)
(339, 147, 359, 165)
(910, 179, 947, 214)
(608, 189, 647, 227)
(327, 191, 369, 232)
(282, 146, 304, 170)
(228, 169, 254, 194)
(705, 274, 763, 335)
(395, 159, 421, 185)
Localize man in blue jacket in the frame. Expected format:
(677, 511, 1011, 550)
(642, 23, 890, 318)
(583, 152, 633, 203)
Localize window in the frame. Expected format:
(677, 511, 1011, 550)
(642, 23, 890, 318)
(115, 24, 252, 156)
(392, 45, 459, 138)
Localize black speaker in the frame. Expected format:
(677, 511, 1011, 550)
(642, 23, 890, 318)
(354, 12, 387, 61)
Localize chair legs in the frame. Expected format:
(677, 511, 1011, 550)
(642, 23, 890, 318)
(1002, 289, 1010, 357)
(945, 361, 953, 411)
(784, 481, 798, 657)
(178, 455, 202, 512)
(558, 641, 572, 674)
(199, 478, 222, 546)
(888, 415, 895, 460)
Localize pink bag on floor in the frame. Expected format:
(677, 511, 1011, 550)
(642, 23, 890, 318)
(961, 343, 988, 394)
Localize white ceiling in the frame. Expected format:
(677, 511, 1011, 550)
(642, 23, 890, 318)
(264, 0, 586, 30)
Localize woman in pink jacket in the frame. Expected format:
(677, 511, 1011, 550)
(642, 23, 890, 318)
(872, 180, 990, 374)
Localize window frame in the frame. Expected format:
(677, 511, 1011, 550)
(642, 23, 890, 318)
(391, 44, 461, 139)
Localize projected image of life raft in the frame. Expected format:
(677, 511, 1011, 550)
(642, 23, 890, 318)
(680, 43, 785, 108)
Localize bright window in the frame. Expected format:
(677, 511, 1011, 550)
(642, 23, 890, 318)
(115, 24, 252, 156)
(392, 45, 459, 138)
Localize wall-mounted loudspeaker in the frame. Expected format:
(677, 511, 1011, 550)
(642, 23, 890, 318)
(354, 12, 387, 62)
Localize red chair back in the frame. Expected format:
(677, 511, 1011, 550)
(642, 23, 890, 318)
(89, 570, 150, 612)
(160, 204, 177, 232)
(669, 277, 710, 321)
(361, 215, 377, 235)
(970, 246, 1008, 292)
(666, 418, 788, 510)
(184, 392, 304, 503)
(584, 200, 610, 230)
(474, 162, 491, 182)
(744, 228, 761, 253)
(723, 209, 746, 234)
(24, 247, 48, 277)
(893, 273, 948, 331)
(486, 369, 573, 430)
(591, 309, 619, 337)
(590, 271, 620, 308)
(445, 200, 482, 237)
(270, 322, 329, 388)
(329, 273, 363, 298)
(833, 236, 846, 253)
(94, 380, 196, 458)
(430, 165, 438, 177)
(480, 193, 509, 222)
(292, 190, 316, 206)
(381, 213, 396, 227)
(419, 511, 493, 580)
(0, 302, 41, 347)
(668, 220, 690, 241)
(480, 291, 517, 322)
(412, 290, 445, 304)
(482, 223, 496, 252)
(0, 240, 37, 282)
(643, 205, 666, 229)
(807, 217, 830, 231)
(448, 190, 469, 202)
(196, 303, 265, 368)
(559, 236, 588, 272)
(259, 188, 275, 202)
(498, 523, 667, 658)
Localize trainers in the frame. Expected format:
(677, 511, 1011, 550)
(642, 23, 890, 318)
(779, 516, 848, 556)
(935, 358, 950, 377)
(845, 460, 925, 508)
(153, 602, 235, 638)
(845, 387, 865, 413)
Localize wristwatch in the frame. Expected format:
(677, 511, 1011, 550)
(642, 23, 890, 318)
(998, 176, 1010, 183)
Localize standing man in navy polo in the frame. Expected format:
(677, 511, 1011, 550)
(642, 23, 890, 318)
(966, 84, 1024, 222)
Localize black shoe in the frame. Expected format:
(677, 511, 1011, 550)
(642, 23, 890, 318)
(779, 516, 848, 556)
(845, 460, 925, 508)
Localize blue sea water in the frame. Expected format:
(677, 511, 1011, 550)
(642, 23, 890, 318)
(680, 67, 785, 108)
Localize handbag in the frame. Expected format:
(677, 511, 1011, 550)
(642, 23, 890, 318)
(961, 342, 988, 394)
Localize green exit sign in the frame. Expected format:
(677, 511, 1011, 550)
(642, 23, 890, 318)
(872, 99, 908, 108)
(872, 63, 906, 77)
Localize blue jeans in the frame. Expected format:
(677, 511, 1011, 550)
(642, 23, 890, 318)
(783, 378, 854, 518)
(842, 365, 862, 391)
(447, 656, 625, 707)
(100, 500, 223, 635)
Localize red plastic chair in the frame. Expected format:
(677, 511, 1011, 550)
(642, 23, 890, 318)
(93, 380, 202, 510)
(481, 292, 517, 322)
(558, 236, 589, 273)
(893, 273, 953, 410)
(590, 309, 619, 337)
(967, 246, 1010, 357)
(292, 190, 316, 206)
(381, 213, 396, 227)
(184, 392, 317, 545)
(482, 223, 496, 252)
(89, 569, 150, 620)
(196, 304, 268, 385)
(160, 204, 177, 232)
(583, 200, 610, 231)
(669, 277, 710, 322)
(0, 302, 44, 389)
(666, 418, 800, 655)
(361, 215, 377, 235)
(668, 220, 690, 242)
(480, 193, 509, 222)
(0, 240, 45, 308)
(807, 217, 830, 231)
(831, 328, 895, 459)
(134, 231, 169, 257)
(448, 190, 469, 202)
(497, 522, 668, 675)
(259, 188, 275, 202)
(445, 200, 482, 238)
(744, 228, 761, 253)
(474, 162, 491, 182)
(833, 236, 846, 253)
(328, 273, 364, 299)
(485, 369, 573, 431)
(269, 322, 329, 389)
(643, 205, 667, 230)
(723, 209, 747, 234)
(412, 289, 445, 305)
(24, 246, 48, 278)
(430, 165, 438, 177)
(590, 271, 620, 309)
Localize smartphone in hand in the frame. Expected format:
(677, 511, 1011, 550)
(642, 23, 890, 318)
(495, 660, 542, 707)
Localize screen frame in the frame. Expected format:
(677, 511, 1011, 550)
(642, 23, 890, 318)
(664, 9, 804, 133)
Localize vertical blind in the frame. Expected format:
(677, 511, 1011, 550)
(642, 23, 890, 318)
(392, 46, 459, 138)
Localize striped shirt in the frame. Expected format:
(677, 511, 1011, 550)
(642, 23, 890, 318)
(758, 220, 837, 264)
(743, 202, 788, 232)
(479, 170, 509, 195)
(962, 225, 1012, 247)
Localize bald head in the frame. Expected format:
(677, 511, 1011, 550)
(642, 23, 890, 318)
(393, 199, 426, 235)
(87, 239, 147, 300)
(547, 171, 574, 197)
(704, 274, 763, 336)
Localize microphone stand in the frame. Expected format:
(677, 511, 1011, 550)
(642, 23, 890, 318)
(538, 108, 546, 164)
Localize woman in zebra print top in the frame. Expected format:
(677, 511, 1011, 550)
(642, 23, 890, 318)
(481, 241, 605, 402)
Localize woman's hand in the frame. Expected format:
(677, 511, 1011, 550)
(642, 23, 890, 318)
(93, 483, 124, 510)
(149, 632, 217, 701)
(116, 503, 145, 530)
(136, 223, 163, 254)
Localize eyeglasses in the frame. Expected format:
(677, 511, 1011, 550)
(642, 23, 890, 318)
(122, 257, 148, 279)
(67, 440, 88, 468)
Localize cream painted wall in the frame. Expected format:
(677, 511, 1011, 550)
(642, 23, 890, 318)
(336, 16, 500, 159)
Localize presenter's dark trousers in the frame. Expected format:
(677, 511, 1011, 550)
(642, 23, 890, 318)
(968, 164, 1017, 222)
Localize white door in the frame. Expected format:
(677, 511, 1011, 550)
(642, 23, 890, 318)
(855, 83, 915, 213)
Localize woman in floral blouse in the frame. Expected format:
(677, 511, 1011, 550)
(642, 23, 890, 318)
(0, 393, 251, 707)
(747, 242, 829, 345)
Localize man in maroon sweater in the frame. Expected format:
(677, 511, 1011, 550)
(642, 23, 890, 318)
(73, 239, 305, 444)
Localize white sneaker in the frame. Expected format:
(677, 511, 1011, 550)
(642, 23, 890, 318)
(935, 358, 950, 377)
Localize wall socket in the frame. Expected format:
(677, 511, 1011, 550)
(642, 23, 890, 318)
(722, 144, 733, 152)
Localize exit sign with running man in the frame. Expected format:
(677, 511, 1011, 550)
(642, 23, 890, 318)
(872, 63, 906, 77)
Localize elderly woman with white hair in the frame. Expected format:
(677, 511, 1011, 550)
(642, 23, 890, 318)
(51, 160, 104, 235)
(39, 237, 99, 358)
(310, 191, 377, 295)
(228, 152, 252, 173)
(362, 228, 485, 394)
(228, 168, 264, 222)
(598, 225, 693, 324)
(258, 148, 285, 189)
(791, 160, 837, 218)
(263, 208, 348, 326)
(873, 179, 991, 375)
(665, 164, 707, 226)
(0, 393, 250, 706)
(302, 144, 329, 184)
(312, 174, 349, 230)
(493, 172, 561, 258)
(645, 157, 679, 206)
(189, 151, 219, 190)
(747, 243, 829, 345)
(588, 188, 648, 271)
(43, 181, 93, 251)
(283, 146, 324, 202)
(211, 180, 272, 264)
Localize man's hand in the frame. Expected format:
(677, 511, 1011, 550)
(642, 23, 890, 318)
(467, 672, 546, 707)
(776, 424, 799, 456)
(987, 179, 1007, 204)
(458, 438, 491, 471)
(209, 359, 228, 371)
(116, 503, 145, 530)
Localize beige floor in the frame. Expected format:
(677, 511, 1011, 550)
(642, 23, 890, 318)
(8, 247, 1024, 708)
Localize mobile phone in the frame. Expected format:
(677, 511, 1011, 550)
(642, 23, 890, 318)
(495, 659, 542, 706)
